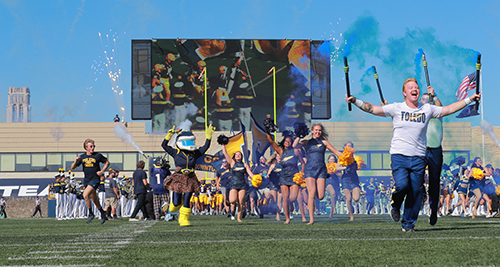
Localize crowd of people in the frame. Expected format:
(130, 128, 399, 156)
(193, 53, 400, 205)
(21, 77, 500, 233)
(48, 168, 138, 221)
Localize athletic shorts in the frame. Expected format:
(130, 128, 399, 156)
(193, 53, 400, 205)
(84, 179, 100, 190)
(199, 194, 209, 205)
(105, 197, 119, 209)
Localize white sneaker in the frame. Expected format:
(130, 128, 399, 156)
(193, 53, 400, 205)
(231, 215, 235, 221)
(164, 214, 173, 221)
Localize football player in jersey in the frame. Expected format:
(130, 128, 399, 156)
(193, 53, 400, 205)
(199, 178, 209, 215)
(216, 159, 232, 215)
(150, 157, 171, 220)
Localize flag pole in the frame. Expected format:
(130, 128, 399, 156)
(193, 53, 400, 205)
(273, 67, 276, 130)
(481, 71, 485, 162)
(475, 54, 483, 161)
(268, 66, 277, 141)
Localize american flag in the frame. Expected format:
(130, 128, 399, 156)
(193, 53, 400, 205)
(455, 72, 477, 100)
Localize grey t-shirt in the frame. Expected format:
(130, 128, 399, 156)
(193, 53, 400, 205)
(104, 177, 117, 198)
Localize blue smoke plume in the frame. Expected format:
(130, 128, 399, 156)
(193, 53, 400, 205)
(332, 15, 480, 121)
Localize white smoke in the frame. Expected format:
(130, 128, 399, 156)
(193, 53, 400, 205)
(480, 120, 500, 148)
(114, 123, 145, 155)
(152, 102, 200, 134)
(185, 102, 199, 116)
(178, 119, 193, 131)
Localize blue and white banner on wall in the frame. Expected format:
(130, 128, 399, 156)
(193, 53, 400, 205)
(0, 179, 60, 197)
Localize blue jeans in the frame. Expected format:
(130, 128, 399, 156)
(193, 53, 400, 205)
(391, 154, 426, 229)
(425, 146, 443, 214)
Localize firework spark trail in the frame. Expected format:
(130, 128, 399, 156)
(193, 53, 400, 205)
(99, 30, 126, 121)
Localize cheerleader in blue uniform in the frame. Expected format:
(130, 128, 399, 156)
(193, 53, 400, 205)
(222, 146, 254, 222)
(326, 154, 344, 217)
(468, 157, 487, 219)
(267, 132, 305, 224)
(453, 168, 470, 217)
(293, 122, 342, 225)
(341, 141, 361, 221)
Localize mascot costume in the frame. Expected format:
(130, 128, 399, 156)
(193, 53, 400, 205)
(162, 124, 215, 226)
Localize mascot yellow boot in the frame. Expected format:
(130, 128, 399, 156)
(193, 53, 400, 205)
(178, 206, 191, 226)
(169, 201, 182, 214)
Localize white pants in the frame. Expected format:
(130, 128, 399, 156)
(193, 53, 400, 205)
(67, 193, 76, 218)
(78, 199, 87, 218)
(120, 197, 129, 217)
(61, 194, 68, 218)
(55, 194, 62, 219)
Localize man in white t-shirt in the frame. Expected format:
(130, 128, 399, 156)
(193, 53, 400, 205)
(346, 77, 481, 232)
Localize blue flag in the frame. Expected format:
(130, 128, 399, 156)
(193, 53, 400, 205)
(250, 113, 271, 166)
(456, 104, 479, 118)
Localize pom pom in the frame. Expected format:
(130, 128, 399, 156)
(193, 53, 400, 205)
(251, 174, 263, 187)
(263, 118, 278, 134)
(282, 130, 295, 139)
(457, 156, 466, 166)
(442, 163, 450, 171)
(293, 122, 309, 138)
(471, 168, 485, 180)
(355, 156, 364, 170)
(293, 172, 305, 185)
(326, 162, 337, 173)
(339, 147, 356, 166)
(301, 181, 307, 188)
(217, 134, 229, 145)
(496, 185, 500, 196)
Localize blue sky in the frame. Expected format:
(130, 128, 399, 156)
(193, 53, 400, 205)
(1, 0, 499, 130)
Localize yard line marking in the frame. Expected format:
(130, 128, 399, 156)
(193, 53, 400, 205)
(8, 255, 111, 260)
(27, 248, 119, 254)
(3, 265, 105, 267)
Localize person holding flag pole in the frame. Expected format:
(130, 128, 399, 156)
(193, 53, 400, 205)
(346, 77, 481, 232)
(420, 50, 445, 226)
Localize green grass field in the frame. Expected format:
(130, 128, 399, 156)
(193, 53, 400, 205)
(1, 214, 500, 266)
